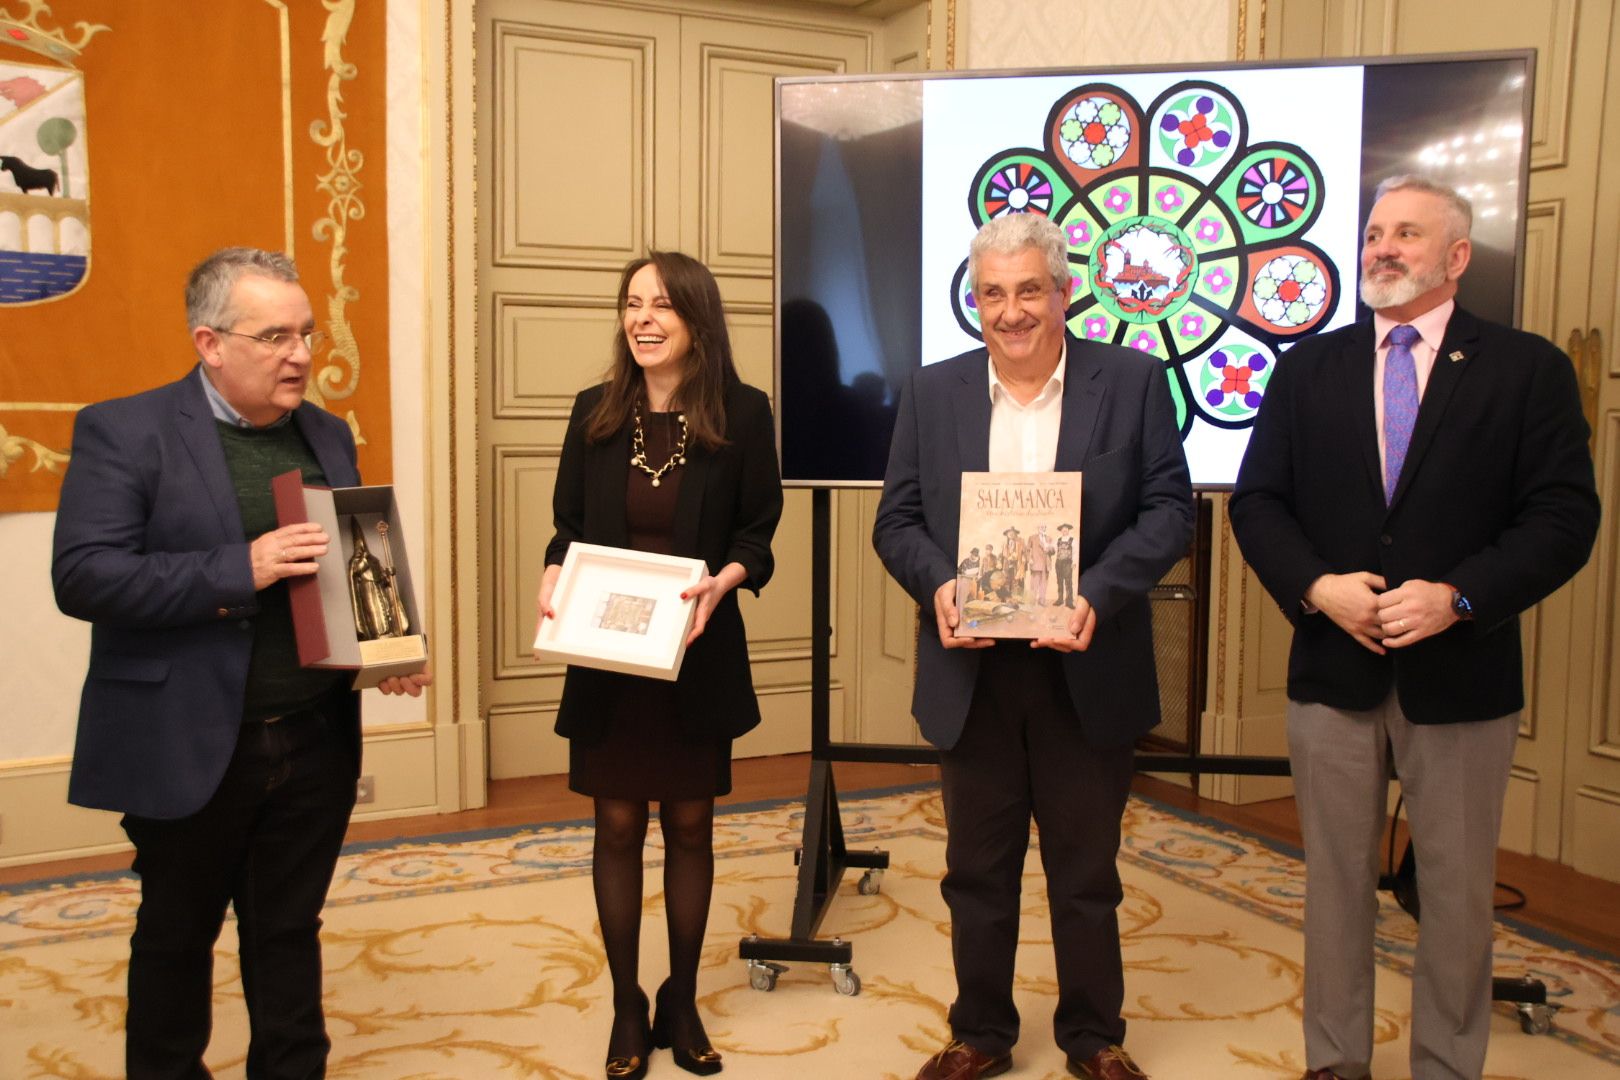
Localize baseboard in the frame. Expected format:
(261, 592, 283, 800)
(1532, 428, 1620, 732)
(0, 726, 448, 869)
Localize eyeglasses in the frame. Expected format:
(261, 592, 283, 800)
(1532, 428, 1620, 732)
(218, 328, 330, 356)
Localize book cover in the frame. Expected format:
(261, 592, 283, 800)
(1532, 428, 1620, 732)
(956, 471, 1083, 639)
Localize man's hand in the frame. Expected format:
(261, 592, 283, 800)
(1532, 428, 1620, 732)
(250, 523, 329, 591)
(1033, 595, 1096, 652)
(1304, 571, 1388, 654)
(377, 671, 432, 696)
(1376, 579, 1459, 648)
(934, 579, 994, 650)
(532, 563, 563, 650)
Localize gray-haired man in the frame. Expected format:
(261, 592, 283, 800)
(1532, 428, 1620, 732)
(875, 212, 1192, 1080)
(54, 247, 428, 1076)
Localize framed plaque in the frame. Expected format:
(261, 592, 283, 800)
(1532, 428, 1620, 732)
(533, 542, 705, 680)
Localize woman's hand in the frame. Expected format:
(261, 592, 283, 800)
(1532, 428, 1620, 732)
(682, 561, 748, 646)
(533, 563, 563, 653)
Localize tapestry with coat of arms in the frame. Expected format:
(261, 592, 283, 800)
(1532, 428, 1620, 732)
(0, 0, 392, 511)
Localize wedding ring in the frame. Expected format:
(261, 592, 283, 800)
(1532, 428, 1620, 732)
(1399, 618, 1408, 630)
(277, 548, 286, 562)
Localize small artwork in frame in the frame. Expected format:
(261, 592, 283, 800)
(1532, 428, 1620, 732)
(595, 593, 656, 636)
(534, 542, 705, 680)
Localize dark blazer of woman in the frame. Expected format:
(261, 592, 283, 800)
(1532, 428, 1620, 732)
(546, 379, 783, 744)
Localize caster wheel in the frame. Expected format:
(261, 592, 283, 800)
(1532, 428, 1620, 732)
(829, 963, 861, 996)
(1517, 1003, 1555, 1035)
(857, 869, 884, 895)
(747, 959, 786, 992)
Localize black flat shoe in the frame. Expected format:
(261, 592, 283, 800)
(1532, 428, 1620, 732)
(651, 980, 722, 1076)
(606, 989, 652, 1080)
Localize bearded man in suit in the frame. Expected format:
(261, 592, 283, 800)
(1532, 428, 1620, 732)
(875, 211, 1192, 1080)
(1230, 176, 1599, 1080)
(53, 247, 429, 1077)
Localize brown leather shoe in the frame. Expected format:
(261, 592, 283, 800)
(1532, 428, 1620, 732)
(1066, 1045, 1149, 1080)
(915, 1040, 1012, 1080)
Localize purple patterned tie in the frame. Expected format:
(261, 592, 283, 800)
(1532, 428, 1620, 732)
(1383, 324, 1421, 502)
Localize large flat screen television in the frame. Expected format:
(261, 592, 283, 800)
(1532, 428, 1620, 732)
(776, 52, 1534, 488)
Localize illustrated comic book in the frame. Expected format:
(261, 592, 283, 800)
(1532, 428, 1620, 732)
(956, 471, 1082, 639)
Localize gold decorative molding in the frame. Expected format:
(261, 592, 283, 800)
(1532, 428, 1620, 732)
(307, 0, 366, 437)
(0, 419, 69, 476)
(262, 0, 295, 257)
(1569, 326, 1600, 450)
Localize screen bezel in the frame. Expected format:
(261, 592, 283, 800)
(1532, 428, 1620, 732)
(773, 49, 1536, 490)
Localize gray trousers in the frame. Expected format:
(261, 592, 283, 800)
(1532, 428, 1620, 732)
(1288, 695, 1518, 1080)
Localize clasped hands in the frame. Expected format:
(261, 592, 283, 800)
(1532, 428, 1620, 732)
(1304, 571, 1459, 655)
(932, 579, 1097, 653)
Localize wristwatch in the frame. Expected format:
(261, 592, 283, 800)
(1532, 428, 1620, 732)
(1445, 584, 1473, 621)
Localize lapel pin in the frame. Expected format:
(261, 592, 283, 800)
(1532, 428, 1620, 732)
(1449, 350, 1465, 362)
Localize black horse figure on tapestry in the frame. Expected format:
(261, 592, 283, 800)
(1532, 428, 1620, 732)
(0, 155, 59, 196)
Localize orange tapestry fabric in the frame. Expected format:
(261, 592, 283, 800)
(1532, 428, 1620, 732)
(0, 0, 392, 511)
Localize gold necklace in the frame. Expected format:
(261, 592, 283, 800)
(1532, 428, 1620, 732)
(631, 405, 688, 487)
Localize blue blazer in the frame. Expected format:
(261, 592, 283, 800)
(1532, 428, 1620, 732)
(53, 370, 362, 820)
(1229, 308, 1600, 723)
(873, 333, 1194, 751)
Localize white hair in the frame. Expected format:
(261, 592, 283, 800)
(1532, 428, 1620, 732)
(1373, 175, 1473, 246)
(969, 213, 1069, 293)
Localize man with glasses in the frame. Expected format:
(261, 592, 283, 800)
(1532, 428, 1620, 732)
(53, 247, 428, 1077)
(875, 213, 1192, 1080)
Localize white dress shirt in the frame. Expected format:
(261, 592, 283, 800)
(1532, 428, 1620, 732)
(987, 342, 1065, 473)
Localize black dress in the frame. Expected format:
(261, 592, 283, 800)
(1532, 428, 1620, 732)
(568, 410, 733, 800)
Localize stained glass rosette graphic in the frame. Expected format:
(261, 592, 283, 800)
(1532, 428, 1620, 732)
(951, 79, 1340, 435)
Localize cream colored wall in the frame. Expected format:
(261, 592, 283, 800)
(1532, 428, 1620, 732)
(0, 0, 443, 866)
(963, 0, 1233, 69)
(0, 514, 86, 761)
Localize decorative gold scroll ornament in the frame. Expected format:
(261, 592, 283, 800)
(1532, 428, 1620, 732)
(308, 0, 367, 447)
(0, 420, 70, 475)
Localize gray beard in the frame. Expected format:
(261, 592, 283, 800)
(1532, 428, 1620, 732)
(1359, 261, 1448, 311)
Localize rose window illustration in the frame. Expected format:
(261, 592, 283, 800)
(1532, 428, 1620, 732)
(952, 80, 1340, 435)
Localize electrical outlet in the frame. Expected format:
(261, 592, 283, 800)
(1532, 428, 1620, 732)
(356, 776, 375, 804)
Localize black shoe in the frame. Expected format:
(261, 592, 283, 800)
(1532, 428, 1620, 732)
(652, 979, 722, 1075)
(606, 988, 651, 1080)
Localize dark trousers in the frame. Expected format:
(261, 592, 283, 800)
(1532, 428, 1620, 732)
(938, 645, 1135, 1061)
(121, 709, 357, 1080)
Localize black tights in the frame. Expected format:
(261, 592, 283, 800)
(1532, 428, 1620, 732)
(594, 797, 716, 1045)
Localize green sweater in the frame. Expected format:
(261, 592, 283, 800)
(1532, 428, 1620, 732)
(216, 420, 347, 720)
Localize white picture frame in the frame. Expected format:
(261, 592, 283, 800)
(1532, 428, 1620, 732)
(533, 542, 706, 680)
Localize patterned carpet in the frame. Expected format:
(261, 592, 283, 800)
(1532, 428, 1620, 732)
(2, 785, 1617, 1079)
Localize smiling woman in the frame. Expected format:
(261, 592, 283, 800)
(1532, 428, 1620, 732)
(533, 249, 784, 1079)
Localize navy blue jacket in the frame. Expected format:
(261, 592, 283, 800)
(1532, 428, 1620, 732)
(873, 333, 1194, 751)
(1230, 308, 1600, 723)
(53, 370, 361, 819)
